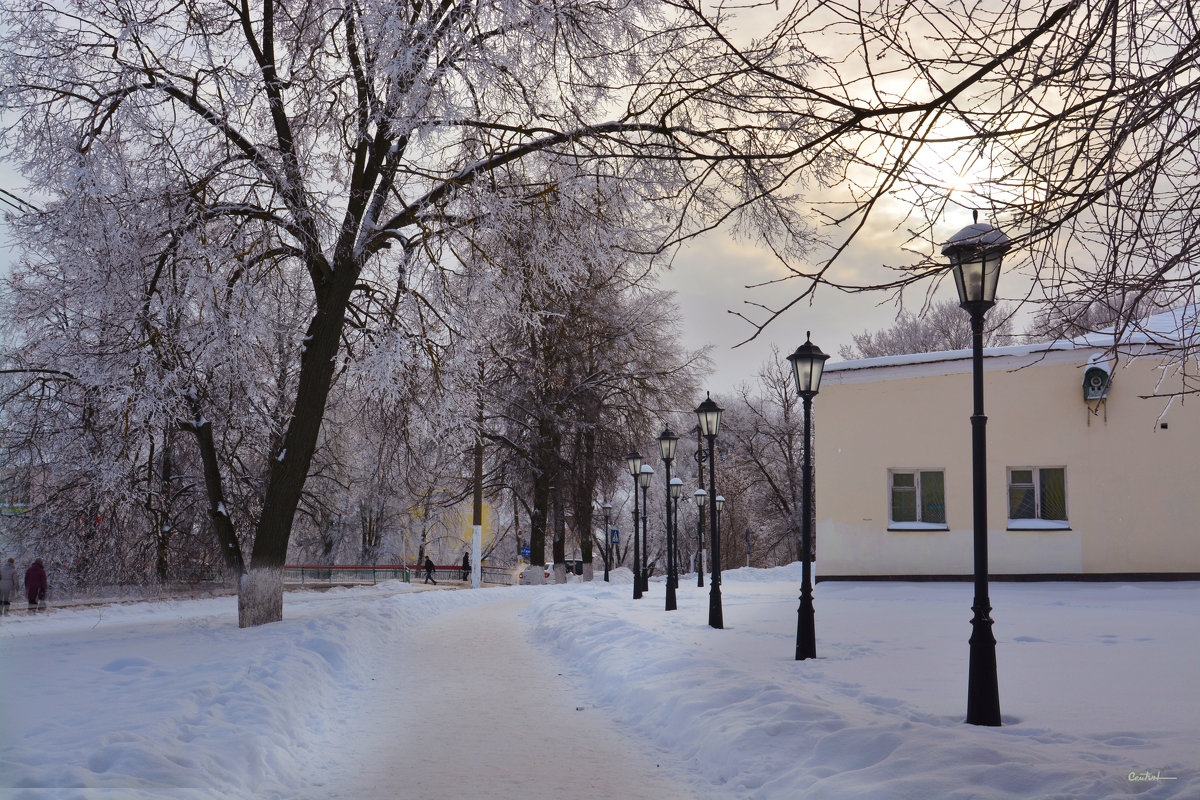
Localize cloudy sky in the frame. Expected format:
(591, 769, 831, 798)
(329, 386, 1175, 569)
(662, 195, 996, 391)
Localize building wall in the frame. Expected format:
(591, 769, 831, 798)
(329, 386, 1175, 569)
(815, 349, 1199, 576)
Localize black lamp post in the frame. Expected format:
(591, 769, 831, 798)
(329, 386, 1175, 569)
(639, 464, 653, 593)
(695, 393, 724, 629)
(692, 422, 708, 589)
(670, 477, 683, 593)
(602, 502, 612, 583)
(658, 428, 679, 611)
(944, 220, 1010, 727)
(788, 332, 829, 661)
(626, 451, 643, 600)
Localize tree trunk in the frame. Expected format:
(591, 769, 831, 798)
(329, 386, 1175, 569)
(574, 426, 597, 581)
(185, 417, 244, 578)
(528, 418, 554, 585)
(360, 504, 383, 563)
(552, 481, 566, 584)
(152, 430, 175, 582)
(238, 566, 283, 629)
(239, 266, 355, 627)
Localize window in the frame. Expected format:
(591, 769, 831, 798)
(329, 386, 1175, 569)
(889, 470, 946, 529)
(1008, 467, 1068, 528)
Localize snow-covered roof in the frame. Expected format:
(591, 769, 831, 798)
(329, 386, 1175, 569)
(826, 304, 1196, 376)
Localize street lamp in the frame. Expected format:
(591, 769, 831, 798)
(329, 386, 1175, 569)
(658, 428, 680, 611)
(626, 451, 643, 600)
(695, 392, 724, 629)
(943, 219, 1010, 727)
(670, 477, 683, 595)
(602, 502, 612, 583)
(788, 331, 829, 661)
(694, 489, 707, 587)
(639, 464, 654, 594)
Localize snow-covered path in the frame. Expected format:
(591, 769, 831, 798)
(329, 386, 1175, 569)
(2, 571, 1196, 799)
(306, 597, 713, 800)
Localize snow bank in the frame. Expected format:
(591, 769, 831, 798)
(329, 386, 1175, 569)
(0, 582, 532, 798)
(525, 573, 1198, 800)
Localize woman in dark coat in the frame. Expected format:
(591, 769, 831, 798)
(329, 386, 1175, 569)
(461, 552, 470, 581)
(25, 558, 47, 611)
(423, 556, 437, 585)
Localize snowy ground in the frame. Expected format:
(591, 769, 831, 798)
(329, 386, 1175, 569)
(1, 565, 1196, 799)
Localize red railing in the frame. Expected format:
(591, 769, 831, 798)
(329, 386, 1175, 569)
(283, 564, 512, 585)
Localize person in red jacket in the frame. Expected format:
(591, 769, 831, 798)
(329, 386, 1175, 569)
(25, 558, 47, 612)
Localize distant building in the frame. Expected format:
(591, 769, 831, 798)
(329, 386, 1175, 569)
(815, 306, 1198, 579)
(1, 468, 29, 517)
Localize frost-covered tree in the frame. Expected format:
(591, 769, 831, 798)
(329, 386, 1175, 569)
(457, 168, 704, 583)
(1, 1, 828, 624)
(292, 335, 468, 567)
(0, 182, 298, 587)
(1023, 292, 1183, 344)
(719, 349, 807, 567)
(837, 301, 1016, 360)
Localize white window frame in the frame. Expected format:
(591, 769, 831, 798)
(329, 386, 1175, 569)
(888, 469, 948, 531)
(1007, 466, 1070, 530)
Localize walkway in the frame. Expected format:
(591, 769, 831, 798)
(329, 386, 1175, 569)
(305, 597, 708, 800)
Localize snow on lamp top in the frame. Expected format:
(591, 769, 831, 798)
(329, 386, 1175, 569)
(942, 223, 1010, 308)
(639, 463, 654, 488)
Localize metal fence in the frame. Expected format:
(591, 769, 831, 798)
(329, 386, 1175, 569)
(282, 564, 515, 586)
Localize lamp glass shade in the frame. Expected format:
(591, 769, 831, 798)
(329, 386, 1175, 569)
(669, 477, 683, 498)
(602, 502, 612, 513)
(695, 393, 723, 437)
(626, 451, 643, 477)
(694, 489, 707, 508)
(658, 427, 679, 461)
(942, 223, 1009, 306)
(639, 464, 654, 488)
(787, 333, 830, 396)
(715, 495, 725, 512)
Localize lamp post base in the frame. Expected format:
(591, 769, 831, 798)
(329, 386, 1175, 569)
(708, 584, 723, 629)
(966, 603, 1001, 726)
(796, 591, 816, 660)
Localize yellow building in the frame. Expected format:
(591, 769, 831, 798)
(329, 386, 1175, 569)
(816, 307, 1199, 579)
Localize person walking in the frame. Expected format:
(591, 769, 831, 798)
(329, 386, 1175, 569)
(0, 557, 18, 615)
(423, 556, 438, 585)
(25, 558, 47, 612)
(461, 552, 470, 582)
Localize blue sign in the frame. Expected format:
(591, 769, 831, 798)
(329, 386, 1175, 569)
(520, 546, 531, 557)
(610, 528, 619, 544)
